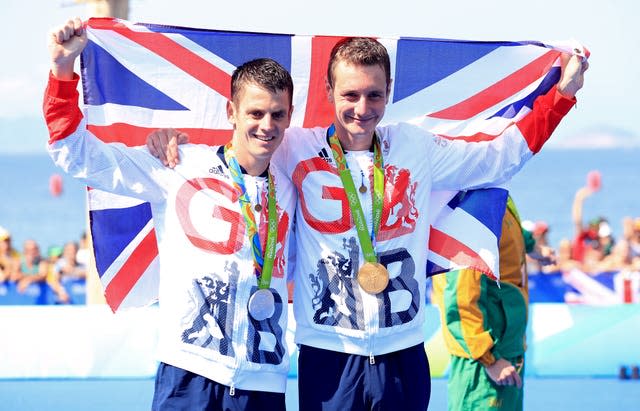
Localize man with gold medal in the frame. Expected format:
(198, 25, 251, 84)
(276, 38, 586, 411)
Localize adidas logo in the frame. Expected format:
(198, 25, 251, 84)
(318, 148, 331, 163)
(209, 165, 225, 177)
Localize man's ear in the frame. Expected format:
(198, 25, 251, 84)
(287, 104, 294, 125)
(226, 100, 236, 127)
(326, 78, 334, 104)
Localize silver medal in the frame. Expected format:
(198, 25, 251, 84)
(248, 288, 275, 321)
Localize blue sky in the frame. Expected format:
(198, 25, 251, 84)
(2, 0, 639, 153)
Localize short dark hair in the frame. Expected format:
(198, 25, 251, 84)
(231, 58, 294, 106)
(326, 37, 391, 89)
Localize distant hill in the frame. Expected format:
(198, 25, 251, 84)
(548, 126, 640, 149)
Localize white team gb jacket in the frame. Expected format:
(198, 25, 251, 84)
(44, 74, 296, 393)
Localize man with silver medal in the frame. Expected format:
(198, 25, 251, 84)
(46, 17, 297, 411)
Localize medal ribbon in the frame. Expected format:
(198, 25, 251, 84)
(224, 143, 278, 289)
(327, 124, 384, 263)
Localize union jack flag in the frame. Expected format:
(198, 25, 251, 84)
(80, 17, 584, 311)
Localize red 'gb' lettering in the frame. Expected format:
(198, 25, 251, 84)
(176, 177, 244, 254)
(293, 159, 419, 241)
(293, 158, 352, 233)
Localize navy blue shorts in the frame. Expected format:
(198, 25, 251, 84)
(151, 362, 285, 411)
(298, 343, 431, 411)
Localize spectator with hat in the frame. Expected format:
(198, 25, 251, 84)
(522, 220, 557, 273)
(49, 241, 88, 303)
(533, 221, 550, 247)
(597, 220, 615, 258)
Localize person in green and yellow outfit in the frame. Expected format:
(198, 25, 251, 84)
(432, 196, 542, 411)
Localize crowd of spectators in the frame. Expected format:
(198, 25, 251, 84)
(522, 174, 640, 276)
(0, 226, 88, 303)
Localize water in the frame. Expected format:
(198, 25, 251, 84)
(0, 153, 88, 253)
(0, 148, 638, 253)
(508, 148, 640, 248)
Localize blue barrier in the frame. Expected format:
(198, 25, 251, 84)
(0, 281, 49, 305)
(60, 278, 87, 304)
(0, 278, 86, 305)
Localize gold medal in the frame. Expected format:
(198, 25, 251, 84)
(357, 262, 389, 294)
(358, 170, 367, 193)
